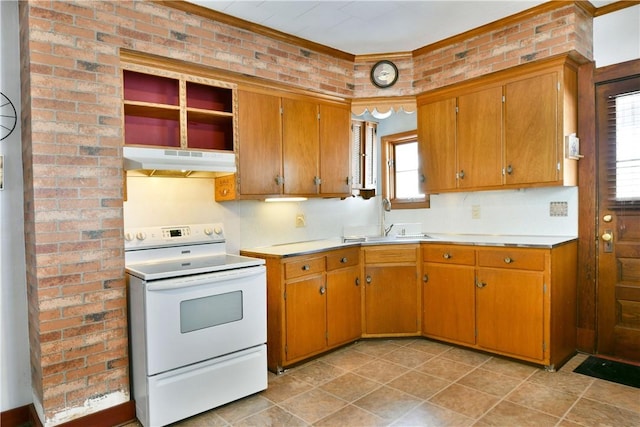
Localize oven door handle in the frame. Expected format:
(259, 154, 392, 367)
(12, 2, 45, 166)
(146, 266, 265, 291)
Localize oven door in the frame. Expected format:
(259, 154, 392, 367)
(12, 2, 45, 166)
(143, 265, 266, 375)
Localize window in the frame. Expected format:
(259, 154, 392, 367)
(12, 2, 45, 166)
(598, 76, 640, 208)
(382, 131, 429, 209)
(351, 119, 377, 193)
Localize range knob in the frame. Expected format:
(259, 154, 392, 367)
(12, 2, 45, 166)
(213, 226, 223, 236)
(204, 227, 213, 236)
(136, 232, 147, 241)
(124, 232, 134, 242)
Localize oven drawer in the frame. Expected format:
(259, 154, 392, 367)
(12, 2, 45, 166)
(285, 256, 325, 279)
(326, 247, 360, 271)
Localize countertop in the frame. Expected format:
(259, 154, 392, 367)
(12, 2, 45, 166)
(240, 234, 578, 258)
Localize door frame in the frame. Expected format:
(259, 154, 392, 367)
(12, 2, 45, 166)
(576, 58, 640, 353)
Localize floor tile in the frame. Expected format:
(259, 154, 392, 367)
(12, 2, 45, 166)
(456, 367, 523, 398)
(392, 401, 474, 427)
(475, 400, 560, 426)
(379, 346, 436, 368)
(527, 368, 594, 395)
(479, 356, 539, 380)
(505, 381, 579, 418)
(319, 372, 381, 402)
(387, 370, 450, 400)
(353, 385, 422, 422)
(232, 405, 308, 427)
(439, 346, 492, 367)
(287, 360, 345, 387)
(582, 378, 640, 413)
(278, 388, 346, 424)
(415, 355, 475, 382)
(564, 397, 640, 427)
(404, 339, 452, 356)
(352, 339, 404, 357)
(428, 383, 498, 419)
(320, 347, 376, 371)
(353, 358, 409, 384)
(213, 394, 274, 424)
(315, 404, 387, 427)
(260, 374, 314, 403)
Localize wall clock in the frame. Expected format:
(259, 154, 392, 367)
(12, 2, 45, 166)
(370, 60, 399, 88)
(1, 92, 18, 141)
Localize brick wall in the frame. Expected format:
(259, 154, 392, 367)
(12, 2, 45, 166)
(18, 1, 592, 425)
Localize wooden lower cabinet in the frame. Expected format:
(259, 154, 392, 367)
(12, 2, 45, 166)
(362, 245, 421, 336)
(241, 246, 360, 372)
(421, 242, 577, 370)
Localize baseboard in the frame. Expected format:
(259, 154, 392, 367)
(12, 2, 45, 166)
(1, 401, 136, 427)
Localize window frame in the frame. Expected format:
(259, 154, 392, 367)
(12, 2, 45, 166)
(381, 130, 430, 209)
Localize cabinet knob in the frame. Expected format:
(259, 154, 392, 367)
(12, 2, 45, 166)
(302, 264, 310, 271)
(459, 170, 465, 179)
(420, 174, 426, 183)
(355, 277, 360, 286)
(423, 274, 429, 283)
(506, 164, 513, 175)
(504, 257, 513, 264)
(275, 175, 284, 185)
(319, 286, 326, 295)
(340, 257, 348, 263)
(443, 253, 452, 259)
(314, 176, 322, 185)
(476, 280, 487, 288)
(366, 275, 372, 284)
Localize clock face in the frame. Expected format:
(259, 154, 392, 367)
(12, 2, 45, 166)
(370, 60, 399, 88)
(1, 92, 18, 141)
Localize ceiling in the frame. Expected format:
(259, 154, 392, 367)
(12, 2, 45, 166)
(188, 1, 615, 56)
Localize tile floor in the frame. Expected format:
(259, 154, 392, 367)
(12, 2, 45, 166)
(128, 338, 640, 426)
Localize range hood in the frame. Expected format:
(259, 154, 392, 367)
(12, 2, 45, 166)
(123, 147, 236, 174)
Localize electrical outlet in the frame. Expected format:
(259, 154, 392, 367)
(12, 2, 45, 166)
(471, 205, 481, 219)
(295, 213, 306, 227)
(550, 201, 568, 217)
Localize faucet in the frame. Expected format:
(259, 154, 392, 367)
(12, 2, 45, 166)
(384, 224, 394, 236)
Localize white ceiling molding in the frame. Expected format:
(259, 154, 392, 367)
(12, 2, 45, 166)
(351, 96, 416, 117)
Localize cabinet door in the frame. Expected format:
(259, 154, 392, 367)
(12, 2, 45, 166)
(285, 275, 327, 362)
(476, 268, 544, 361)
(418, 98, 457, 192)
(282, 98, 319, 195)
(364, 265, 418, 334)
(327, 266, 361, 347)
(237, 90, 283, 195)
(423, 264, 476, 345)
(457, 86, 503, 189)
(319, 103, 351, 196)
(504, 72, 558, 185)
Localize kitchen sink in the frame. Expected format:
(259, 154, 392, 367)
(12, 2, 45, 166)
(343, 234, 433, 243)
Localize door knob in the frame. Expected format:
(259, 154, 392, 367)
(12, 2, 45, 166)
(602, 232, 613, 242)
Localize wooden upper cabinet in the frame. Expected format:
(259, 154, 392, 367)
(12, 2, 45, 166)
(282, 98, 319, 195)
(237, 90, 283, 196)
(504, 72, 558, 185)
(319, 103, 351, 196)
(457, 86, 503, 190)
(417, 54, 578, 194)
(418, 97, 457, 193)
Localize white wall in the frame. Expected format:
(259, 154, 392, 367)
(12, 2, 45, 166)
(1, 0, 32, 412)
(594, 5, 640, 67)
(4, 2, 640, 415)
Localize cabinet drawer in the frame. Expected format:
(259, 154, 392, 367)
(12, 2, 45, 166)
(364, 245, 418, 264)
(423, 245, 475, 265)
(326, 247, 360, 271)
(285, 256, 325, 279)
(477, 248, 545, 271)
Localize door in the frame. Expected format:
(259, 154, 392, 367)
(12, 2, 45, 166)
(596, 75, 640, 362)
(476, 268, 544, 361)
(237, 90, 283, 195)
(418, 97, 457, 193)
(326, 266, 361, 347)
(364, 265, 418, 334)
(422, 264, 476, 345)
(285, 275, 327, 361)
(282, 97, 319, 195)
(319, 103, 351, 195)
(457, 86, 503, 189)
(504, 72, 558, 185)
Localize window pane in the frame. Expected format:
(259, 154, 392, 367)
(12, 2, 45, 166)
(394, 141, 424, 199)
(616, 91, 640, 200)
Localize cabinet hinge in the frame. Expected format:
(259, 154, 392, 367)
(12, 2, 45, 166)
(557, 162, 561, 171)
(283, 290, 287, 300)
(557, 82, 561, 91)
(455, 106, 459, 114)
(280, 106, 283, 115)
(502, 95, 506, 103)
(543, 283, 547, 293)
(317, 113, 321, 120)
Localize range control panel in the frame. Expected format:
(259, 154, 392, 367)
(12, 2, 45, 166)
(124, 223, 224, 250)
